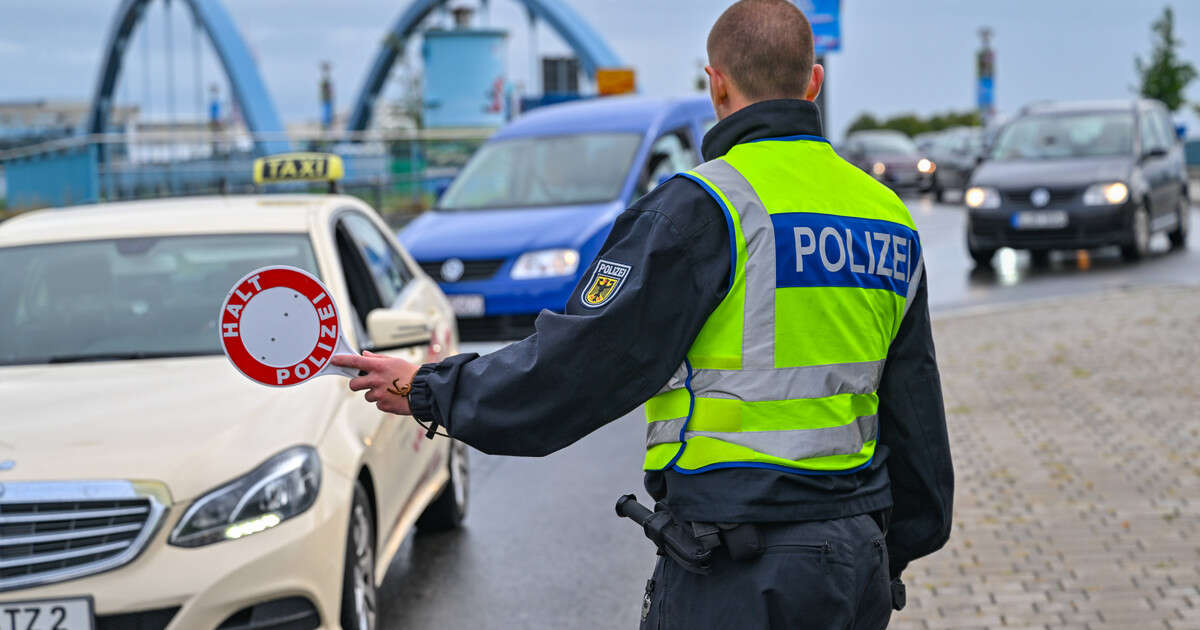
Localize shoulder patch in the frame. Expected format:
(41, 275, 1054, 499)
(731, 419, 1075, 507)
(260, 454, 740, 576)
(581, 259, 631, 308)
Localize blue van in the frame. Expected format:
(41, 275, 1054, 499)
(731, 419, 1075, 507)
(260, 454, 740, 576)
(400, 95, 715, 340)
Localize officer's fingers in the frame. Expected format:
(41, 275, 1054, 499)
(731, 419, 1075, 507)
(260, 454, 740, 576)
(331, 353, 384, 372)
(348, 375, 376, 392)
(364, 388, 383, 403)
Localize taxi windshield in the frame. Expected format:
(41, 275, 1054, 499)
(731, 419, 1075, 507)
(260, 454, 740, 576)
(437, 132, 642, 210)
(990, 111, 1134, 160)
(0, 234, 319, 366)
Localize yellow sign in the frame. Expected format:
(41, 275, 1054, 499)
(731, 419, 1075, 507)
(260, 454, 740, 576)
(597, 68, 636, 96)
(253, 153, 344, 184)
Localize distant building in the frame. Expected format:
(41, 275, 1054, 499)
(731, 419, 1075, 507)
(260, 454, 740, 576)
(0, 100, 139, 151)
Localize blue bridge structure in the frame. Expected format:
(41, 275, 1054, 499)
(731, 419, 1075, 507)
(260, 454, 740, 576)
(1, 0, 624, 211)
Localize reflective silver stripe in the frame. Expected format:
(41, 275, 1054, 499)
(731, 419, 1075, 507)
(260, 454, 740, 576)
(687, 415, 877, 461)
(902, 254, 924, 319)
(691, 160, 776, 369)
(690, 360, 884, 402)
(654, 362, 690, 396)
(647, 417, 687, 448)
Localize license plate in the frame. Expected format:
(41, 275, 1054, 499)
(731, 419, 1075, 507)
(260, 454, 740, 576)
(447, 294, 485, 318)
(0, 597, 93, 630)
(1012, 210, 1068, 230)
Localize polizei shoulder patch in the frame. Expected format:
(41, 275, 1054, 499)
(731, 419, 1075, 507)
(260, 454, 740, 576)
(581, 260, 631, 308)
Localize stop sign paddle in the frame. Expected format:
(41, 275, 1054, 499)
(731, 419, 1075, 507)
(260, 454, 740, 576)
(219, 265, 358, 387)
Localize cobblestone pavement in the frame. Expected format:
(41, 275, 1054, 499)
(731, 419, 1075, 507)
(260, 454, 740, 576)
(891, 286, 1200, 629)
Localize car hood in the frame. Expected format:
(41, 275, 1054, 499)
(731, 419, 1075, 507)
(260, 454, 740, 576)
(0, 356, 345, 503)
(971, 157, 1132, 189)
(399, 201, 624, 261)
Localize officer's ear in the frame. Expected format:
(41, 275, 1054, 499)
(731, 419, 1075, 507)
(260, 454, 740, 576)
(705, 65, 730, 119)
(804, 63, 825, 102)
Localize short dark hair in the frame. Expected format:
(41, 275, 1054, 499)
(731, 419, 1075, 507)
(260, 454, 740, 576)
(706, 0, 815, 101)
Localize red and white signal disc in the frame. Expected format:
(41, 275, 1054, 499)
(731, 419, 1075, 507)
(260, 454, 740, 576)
(219, 266, 355, 387)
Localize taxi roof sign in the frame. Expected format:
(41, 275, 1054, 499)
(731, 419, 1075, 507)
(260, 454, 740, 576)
(253, 153, 345, 185)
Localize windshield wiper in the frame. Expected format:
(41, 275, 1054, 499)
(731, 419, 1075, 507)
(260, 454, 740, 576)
(45, 350, 217, 364)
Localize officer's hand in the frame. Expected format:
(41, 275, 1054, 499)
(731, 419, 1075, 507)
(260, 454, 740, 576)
(331, 351, 419, 416)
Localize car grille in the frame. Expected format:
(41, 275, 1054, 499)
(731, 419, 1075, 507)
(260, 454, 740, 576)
(456, 314, 538, 342)
(418, 258, 506, 283)
(0, 481, 167, 592)
(1001, 187, 1080, 207)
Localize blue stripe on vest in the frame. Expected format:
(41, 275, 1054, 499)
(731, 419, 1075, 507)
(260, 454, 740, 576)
(772, 213, 921, 297)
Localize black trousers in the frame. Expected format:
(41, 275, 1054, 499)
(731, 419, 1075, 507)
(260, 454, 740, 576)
(639, 514, 892, 629)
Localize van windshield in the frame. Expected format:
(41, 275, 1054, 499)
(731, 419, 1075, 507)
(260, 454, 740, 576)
(437, 133, 642, 210)
(991, 111, 1134, 160)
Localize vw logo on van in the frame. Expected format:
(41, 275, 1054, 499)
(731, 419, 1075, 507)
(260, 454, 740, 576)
(1030, 188, 1051, 208)
(441, 258, 466, 283)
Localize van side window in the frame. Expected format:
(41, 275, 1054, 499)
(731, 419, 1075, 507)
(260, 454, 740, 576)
(1139, 111, 1168, 154)
(639, 129, 696, 197)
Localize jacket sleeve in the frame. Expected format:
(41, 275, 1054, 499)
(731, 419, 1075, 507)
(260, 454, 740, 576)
(406, 178, 730, 457)
(878, 272, 954, 579)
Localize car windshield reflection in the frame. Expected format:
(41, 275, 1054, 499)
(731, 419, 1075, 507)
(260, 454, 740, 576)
(0, 234, 319, 366)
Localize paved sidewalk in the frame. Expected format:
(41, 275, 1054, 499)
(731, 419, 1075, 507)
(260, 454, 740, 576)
(891, 286, 1200, 629)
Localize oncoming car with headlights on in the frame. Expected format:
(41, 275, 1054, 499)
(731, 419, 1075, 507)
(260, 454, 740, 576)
(0, 154, 467, 630)
(964, 99, 1190, 267)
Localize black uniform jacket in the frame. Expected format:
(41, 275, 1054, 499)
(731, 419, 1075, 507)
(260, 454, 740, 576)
(408, 99, 954, 578)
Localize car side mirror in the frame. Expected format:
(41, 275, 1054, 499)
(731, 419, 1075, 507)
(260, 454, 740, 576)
(1143, 147, 1169, 161)
(365, 308, 431, 351)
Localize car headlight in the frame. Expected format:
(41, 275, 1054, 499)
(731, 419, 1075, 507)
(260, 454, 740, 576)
(510, 248, 580, 279)
(917, 158, 936, 174)
(1082, 182, 1129, 206)
(965, 186, 1001, 209)
(871, 162, 886, 176)
(169, 445, 321, 547)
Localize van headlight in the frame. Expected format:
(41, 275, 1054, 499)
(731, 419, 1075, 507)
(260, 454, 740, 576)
(511, 248, 580, 279)
(965, 186, 1001, 209)
(169, 446, 321, 547)
(1082, 182, 1129, 206)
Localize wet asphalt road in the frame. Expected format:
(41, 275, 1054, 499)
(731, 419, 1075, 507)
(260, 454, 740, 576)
(377, 196, 1200, 629)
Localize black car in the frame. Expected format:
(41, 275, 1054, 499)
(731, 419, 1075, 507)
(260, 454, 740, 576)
(965, 99, 1190, 266)
(840, 130, 934, 193)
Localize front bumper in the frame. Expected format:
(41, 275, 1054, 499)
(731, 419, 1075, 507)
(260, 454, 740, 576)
(3, 469, 353, 630)
(968, 202, 1134, 250)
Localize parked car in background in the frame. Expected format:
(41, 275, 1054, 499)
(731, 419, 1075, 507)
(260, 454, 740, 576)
(923, 126, 984, 202)
(965, 99, 1189, 267)
(400, 96, 715, 341)
(0, 160, 468, 630)
(840, 130, 934, 194)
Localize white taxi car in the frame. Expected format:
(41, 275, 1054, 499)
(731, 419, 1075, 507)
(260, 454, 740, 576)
(0, 160, 467, 630)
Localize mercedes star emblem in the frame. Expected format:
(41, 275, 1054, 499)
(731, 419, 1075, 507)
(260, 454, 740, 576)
(1030, 188, 1051, 208)
(441, 258, 465, 283)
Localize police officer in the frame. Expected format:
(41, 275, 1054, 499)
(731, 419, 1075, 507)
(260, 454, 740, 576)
(333, 1, 954, 627)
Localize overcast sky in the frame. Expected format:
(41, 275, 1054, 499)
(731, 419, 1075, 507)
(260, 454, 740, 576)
(1, 0, 1198, 140)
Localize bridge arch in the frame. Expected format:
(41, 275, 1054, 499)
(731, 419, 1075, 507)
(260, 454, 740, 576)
(346, 0, 623, 132)
(87, 0, 288, 155)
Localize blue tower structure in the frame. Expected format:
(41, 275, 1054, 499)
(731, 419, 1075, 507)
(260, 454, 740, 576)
(346, 0, 624, 132)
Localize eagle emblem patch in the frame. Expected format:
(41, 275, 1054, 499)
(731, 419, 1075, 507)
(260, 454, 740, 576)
(581, 260, 631, 308)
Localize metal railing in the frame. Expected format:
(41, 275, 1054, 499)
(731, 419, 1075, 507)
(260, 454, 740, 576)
(0, 127, 495, 221)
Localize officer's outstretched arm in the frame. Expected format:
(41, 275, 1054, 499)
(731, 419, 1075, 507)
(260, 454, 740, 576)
(404, 179, 731, 457)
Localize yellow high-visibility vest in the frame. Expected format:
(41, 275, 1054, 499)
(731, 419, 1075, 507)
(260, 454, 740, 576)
(644, 135, 923, 474)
